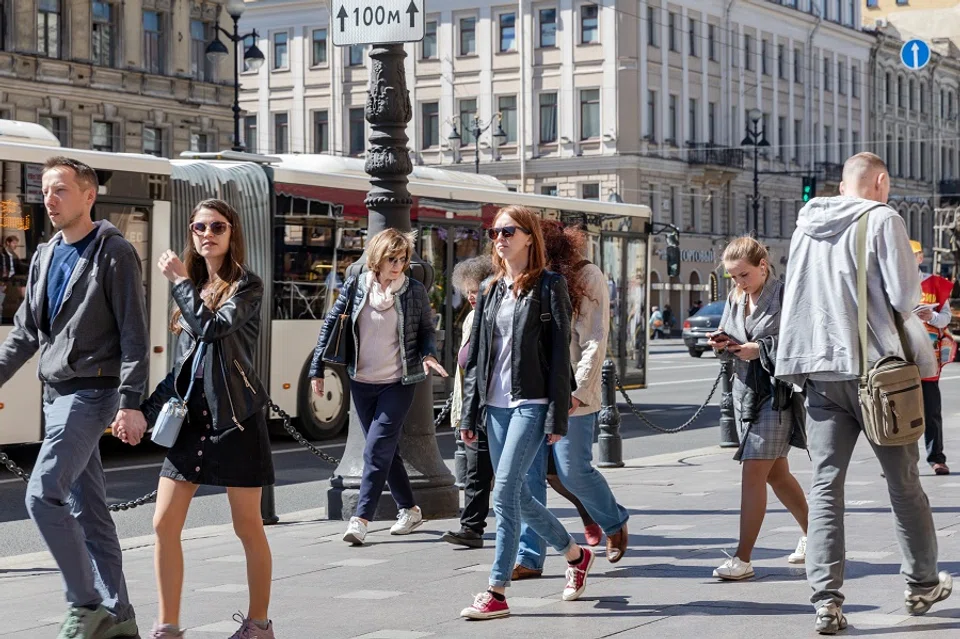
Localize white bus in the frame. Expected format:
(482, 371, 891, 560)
(0, 139, 652, 446)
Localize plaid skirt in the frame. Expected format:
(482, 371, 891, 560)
(734, 397, 791, 461)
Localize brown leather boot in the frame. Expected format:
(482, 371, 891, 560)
(511, 564, 543, 580)
(606, 524, 628, 563)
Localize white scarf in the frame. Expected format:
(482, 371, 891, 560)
(365, 271, 405, 312)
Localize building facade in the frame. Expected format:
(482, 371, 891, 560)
(0, 0, 236, 156)
(240, 0, 874, 313)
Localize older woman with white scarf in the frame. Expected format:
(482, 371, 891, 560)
(309, 229, 447, 546)
(707, 236, 809, 581)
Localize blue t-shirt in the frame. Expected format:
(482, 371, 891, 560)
(45, 228, 98, 331)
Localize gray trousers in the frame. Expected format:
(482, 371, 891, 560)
(25, 387, 134, 621)
(805, 380, 940, 607)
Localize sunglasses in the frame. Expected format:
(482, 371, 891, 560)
(487, 225, 529, 240)
(190, 221, 232, 236)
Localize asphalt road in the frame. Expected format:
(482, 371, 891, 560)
(1, 340, 957, 559)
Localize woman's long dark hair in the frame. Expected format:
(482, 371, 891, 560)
(170, 199, 247, 334)
(541, 220, 591, 316)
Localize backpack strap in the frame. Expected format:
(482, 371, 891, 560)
(540, 272, 553, 323)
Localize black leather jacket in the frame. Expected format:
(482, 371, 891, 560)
(310, 273, 437, 384)
(142, 270, 267, 432)
(460, 271, 573, 436)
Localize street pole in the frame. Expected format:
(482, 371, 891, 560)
(326, 42, 459, 521)
(231, 15, 243, 152)
(718, 359, 738, 447)
(474, 123, 481, 174)
(752, 142, 760, 236)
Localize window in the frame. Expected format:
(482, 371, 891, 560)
(778, 44, 786, 79)
(646, 90, 657, 140)
(499, 13, 516, 52)
(762, 40, 769, 75)
(143, 11, 167, 74)
(909, 79, 916, 111)
(143, 126, 163, 157)
(708, 102, 716, 143)
(838, 128, 846, 163)
(668, 13, 678, 52)
(582, 183, 600, 201)
(686, 18, 697, 56)
(668, 94, 678, 144)
(91, 121, 115, 152)
(274, 113, 288, 154)
(422, 21, 437, 59)
(794, 119, 802, 163)
(581, 4, 599, 44)
(886, 72, 893, 105)
(778, 116, 786, 162)
(191, 20, 215, 81)
(647, 6, 658, 47)
(838, 61, 845, 95)
(688, 98, 698, 143)
(458, 99, 477, 145)
(39, 115, 67, 145)
(37, 0, 61, 58)
(460, 17, 476, 55)
(92, 1, 116, 67)
(708, 24, 717, 61)
(823, 56, 831, 91)
(541, 185, 558, 196)
(856, 66, 864, 99)
(420, 103, 438, 149)
(540, 93, 558, 143)
(580, 89, 600, 140)
(539, 9, 556, 48)
(898, 76, 904, 108)
(349, 108, 365, 155)
(824, 125, 832, 163)
(314, 111, 329, 153)
(744, 35, 752, 71)
(273, 31, 288, 70)
(499, 96, 518, 144)
(244, 116, 257, 153)
(887, 135, 894, 172)
(312, 29, 327, 66)
(189, 133, 210, 153)
(920, 85, 926, 114)
(348, 45, 364, 67)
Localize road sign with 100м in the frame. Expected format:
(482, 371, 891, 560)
(331, 0, 424, 47)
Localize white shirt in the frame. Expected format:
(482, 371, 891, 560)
(486, 280, 548, 409)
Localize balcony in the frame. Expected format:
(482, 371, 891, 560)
(940, 180, 960, 204)
(686, 143, 744, 169)
(816, 162, 844, 183)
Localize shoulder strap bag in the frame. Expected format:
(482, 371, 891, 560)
(856, 211, 926, 446)
(322, 276, 358, 367)
(152, 342, 206, 448)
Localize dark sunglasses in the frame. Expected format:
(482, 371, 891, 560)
(487, 225, 529, 240)
(190, 221, 232, 236)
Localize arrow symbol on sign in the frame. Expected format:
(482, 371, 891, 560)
(407, 0, 419, 28)
(912, 42, 920, 68)
(337, 5, 348, 32)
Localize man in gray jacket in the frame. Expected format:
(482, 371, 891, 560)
(0, 157, 148, 639)
(779, 152, 952, 635)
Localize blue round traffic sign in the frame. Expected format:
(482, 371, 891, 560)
(901, 39, 931, 71)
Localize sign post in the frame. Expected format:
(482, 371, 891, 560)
(326, 0, 458, 523)
(900, 39, 931, 71)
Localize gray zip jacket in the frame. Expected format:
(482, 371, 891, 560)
(0, 220, 149, 409)
(778, 196, 936, 385)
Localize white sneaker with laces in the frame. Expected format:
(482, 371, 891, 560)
(905, 571, 953, 616)
(390, 507, 424, 535)
(343, 517, 367, 545)
(815, 601, 847, 635)
(713, 555, 754, 581)
(788, 536, 807, 564)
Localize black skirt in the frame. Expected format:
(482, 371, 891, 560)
(160, 386, 275, 488)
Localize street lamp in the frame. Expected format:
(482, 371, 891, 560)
(741, 108, 770, 237)
(206, 0, 265, 152)
(448, 113, 507, 173)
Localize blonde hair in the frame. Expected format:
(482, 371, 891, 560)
(366, 228, 416, 274)
(721, 236, 771, 301)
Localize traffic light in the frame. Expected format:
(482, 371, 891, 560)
(666, 228, 680, 278)
(802, 176, 817, 203)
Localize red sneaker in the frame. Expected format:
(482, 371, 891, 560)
(460, 591, 510, 620)
(584, 523, 603, 547)
(562, 547, 595, 601)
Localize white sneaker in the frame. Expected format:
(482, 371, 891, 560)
(713, 555, 754, 581)
(905, 571, 953, 616)
(788, 536, 807, 564)
(815, 601, 848, 635)
(343, 517, 367, 545)
(390, 507, 424, 535)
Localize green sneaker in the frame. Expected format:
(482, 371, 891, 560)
(102, 616, 140, 638)
(56, 606, 112, 639)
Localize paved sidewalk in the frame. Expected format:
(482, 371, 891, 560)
(2, 443, 959, 638)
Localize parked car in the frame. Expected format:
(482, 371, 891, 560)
(682, 300, 726, 358)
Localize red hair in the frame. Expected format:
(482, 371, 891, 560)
(541, 220, 590, 316)
(487, 206, 547, 297)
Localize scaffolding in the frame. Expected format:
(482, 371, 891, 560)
(933, 207, 960, 282)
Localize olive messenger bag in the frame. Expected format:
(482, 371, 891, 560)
(855, 210, 925, 447)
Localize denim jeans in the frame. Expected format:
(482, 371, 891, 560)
(518, 412, 630, 570)
(486, 405, 575, 588)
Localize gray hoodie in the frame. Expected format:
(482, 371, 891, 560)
(778, 196, 936, 385)
(0, 220, 149, 409)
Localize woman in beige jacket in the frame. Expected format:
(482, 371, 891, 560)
(514, 222, 629, 578)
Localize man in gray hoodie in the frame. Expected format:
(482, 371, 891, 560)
(779, 152, 952, 635)
(0, 157, 148, 639)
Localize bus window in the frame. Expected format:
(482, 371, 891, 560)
(0, 162, 46, 325)
(95, 204, 150, 292)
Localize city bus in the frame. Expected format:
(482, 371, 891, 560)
(0, 137, 652, 446)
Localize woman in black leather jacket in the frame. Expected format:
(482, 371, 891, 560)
(458, 206, 592, 621)
(141, 199, 276, 639)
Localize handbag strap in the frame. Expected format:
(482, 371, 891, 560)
(182, 342, 206, 402)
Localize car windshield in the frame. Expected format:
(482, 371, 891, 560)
(697, 301, 726, 316)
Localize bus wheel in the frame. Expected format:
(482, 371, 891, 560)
(296, 363, 348, 440)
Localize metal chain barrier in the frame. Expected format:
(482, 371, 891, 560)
(614, 369, 724, 434)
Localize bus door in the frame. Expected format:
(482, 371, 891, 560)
(600, 232, 648, 389)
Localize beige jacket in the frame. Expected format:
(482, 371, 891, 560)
(451, 309, 474, 429)
(571, 263, 609, 417)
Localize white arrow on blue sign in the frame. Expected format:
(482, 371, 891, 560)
(331, 0, 425, 47)
(900, 39, 931, 71)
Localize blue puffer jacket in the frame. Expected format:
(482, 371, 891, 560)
(309, 273, 437, 384)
